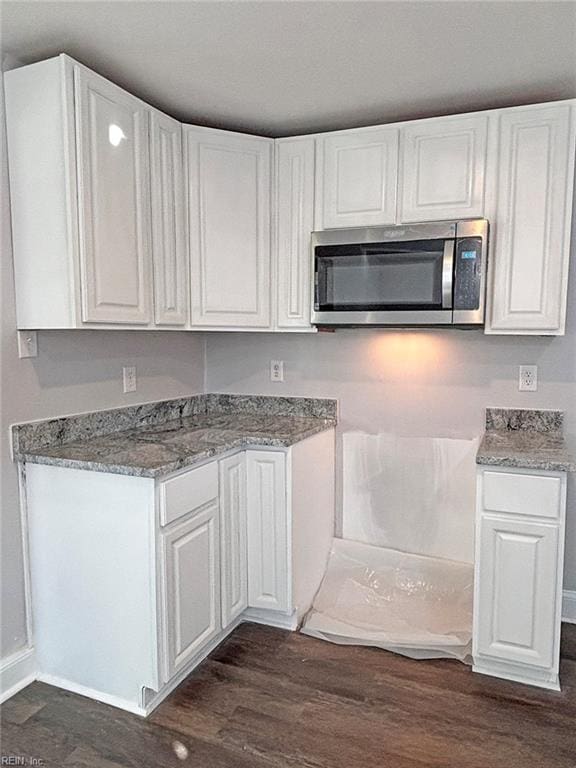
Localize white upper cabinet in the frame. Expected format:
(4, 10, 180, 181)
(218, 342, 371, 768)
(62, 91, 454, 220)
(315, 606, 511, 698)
(74, 65, 152, 324)
(5, 55, 84, 329)
(150, 111, 187, 326)
(399, 114, 488, 222)
(185, 127, 273, 328)
(275, 137, 315, 329)
(317, 127, 399, 229)
(5, 53, 575, 336)
(486, 103, 575, 335)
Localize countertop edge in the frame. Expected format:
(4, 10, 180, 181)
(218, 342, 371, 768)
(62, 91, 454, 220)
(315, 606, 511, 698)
(475, 454, 576, 473)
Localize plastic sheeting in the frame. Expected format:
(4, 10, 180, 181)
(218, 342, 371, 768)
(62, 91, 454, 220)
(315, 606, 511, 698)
(342, 432, 479, 564)
(301, 538, 473, 662)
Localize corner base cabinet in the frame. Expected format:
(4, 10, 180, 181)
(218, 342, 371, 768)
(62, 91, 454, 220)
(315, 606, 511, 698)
(473, 466, 567, 690)
(23, 429, 335, 715)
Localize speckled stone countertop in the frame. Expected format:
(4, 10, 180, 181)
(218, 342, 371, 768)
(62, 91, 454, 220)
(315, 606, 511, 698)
(477, 408, 576, 472)
(12, 394, 337, 478)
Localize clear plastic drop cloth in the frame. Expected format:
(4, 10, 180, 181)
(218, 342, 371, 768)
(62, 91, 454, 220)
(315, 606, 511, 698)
(301, 538, 473, 663)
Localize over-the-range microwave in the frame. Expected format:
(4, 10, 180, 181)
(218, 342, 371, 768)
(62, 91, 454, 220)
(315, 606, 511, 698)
(311, 219, 488, 327)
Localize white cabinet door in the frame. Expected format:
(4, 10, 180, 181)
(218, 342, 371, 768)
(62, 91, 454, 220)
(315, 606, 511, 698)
(487, 104, 575, 334)
(185, 127, 272, 328)
(318, 128, 399, 229)
(74, 65, 152, 324)
(246, 451, 290, 612)
(150, 111, 187, 326)
(161, 501, 221, 680)
(475, 515, 559, 669)
(219, 453, 248, 628)
(276, 138, 315, 329)
(399, 115, 488, 222)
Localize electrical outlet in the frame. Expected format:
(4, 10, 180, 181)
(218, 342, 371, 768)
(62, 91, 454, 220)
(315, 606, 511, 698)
(519, 365, 538, 392)
(17, 330, 38, 358)
(270, 360, 284, 383)
(123, 366, 137, 393)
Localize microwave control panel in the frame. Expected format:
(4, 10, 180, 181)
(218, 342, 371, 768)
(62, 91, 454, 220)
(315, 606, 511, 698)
(454, 237, 483, 310)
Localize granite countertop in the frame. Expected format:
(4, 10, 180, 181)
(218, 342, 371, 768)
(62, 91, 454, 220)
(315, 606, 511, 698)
(12, 394, 337, 479)
(477, 408, 576, 472)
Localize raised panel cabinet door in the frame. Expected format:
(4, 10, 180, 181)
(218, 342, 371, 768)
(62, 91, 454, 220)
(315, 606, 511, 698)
(487, 103, 575, 334)
(185, 127, 272, 327)
(319, 128, 399, 229)
(74, 65, 152, 324)
(161, 502, 221, 680)
(276, 138, 315, 329)
(399, 114, 488, 222)
(474, 515, 559, 669)
(219, 453, 248, 627)
(246, 451, 290, 612)
(150, 111, 187, 326)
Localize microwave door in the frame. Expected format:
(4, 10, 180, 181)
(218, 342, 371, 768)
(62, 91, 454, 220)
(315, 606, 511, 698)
(313, 239, 454, 325)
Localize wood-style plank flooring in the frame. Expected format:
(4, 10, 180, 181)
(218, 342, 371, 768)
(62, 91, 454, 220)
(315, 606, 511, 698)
(2, 622, 576, 767)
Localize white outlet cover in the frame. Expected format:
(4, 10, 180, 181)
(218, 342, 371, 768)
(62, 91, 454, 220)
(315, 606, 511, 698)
(123, 366, 137, 393)
(519, 364, 538, 392)
(17, 330, 38, 358)
(270, 360, 284, 382)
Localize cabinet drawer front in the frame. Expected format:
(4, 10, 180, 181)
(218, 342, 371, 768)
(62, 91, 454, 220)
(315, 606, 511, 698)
(482, 470, 562, 519)
(160, 463, 218, 526)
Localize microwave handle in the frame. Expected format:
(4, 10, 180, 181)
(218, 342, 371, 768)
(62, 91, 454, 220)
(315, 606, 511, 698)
(442, 240, 455, 309)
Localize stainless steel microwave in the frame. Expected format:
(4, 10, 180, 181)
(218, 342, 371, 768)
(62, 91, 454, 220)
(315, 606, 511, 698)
(311, 219, 488, 327)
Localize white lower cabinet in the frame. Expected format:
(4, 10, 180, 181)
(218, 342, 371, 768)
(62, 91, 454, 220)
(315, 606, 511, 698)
(23, 428, 335, 716)
(161, 501, 221, 681)
(219, 453, 248, 627)
(473, 467, 567, 690)
(246, 450, 289, 612)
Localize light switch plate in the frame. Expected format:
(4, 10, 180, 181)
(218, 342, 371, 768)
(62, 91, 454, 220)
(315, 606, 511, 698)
(519, 365, 538, 392)
(17, 330, 38, 358)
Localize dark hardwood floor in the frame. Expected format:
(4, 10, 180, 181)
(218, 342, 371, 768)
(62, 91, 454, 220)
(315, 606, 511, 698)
(2, 622, 576, 767)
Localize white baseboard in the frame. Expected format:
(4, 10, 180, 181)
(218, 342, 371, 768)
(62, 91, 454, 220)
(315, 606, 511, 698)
(562, 590, 576, 624)
(36, 672, 145, 716)
(243, 607, 298, 631)
(0, 646, 36, 704)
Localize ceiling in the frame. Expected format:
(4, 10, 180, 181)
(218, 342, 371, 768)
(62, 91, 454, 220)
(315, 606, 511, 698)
(1, 1, 575, 137)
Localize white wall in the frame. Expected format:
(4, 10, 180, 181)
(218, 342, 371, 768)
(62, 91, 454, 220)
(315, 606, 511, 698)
(205, 251, 576, 589)
(0, 75, 206, 660)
